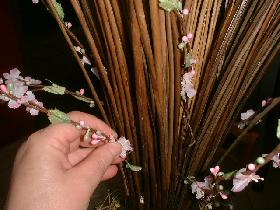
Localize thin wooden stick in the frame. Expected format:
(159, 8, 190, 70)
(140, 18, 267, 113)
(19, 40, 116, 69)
(69, 0, 123, 132)
(45, 0, 108, 124)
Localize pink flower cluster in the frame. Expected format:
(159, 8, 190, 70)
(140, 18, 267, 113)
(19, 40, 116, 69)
(117, 137, 133, 158)
(74, 46, 100, 79)
(0, 69, 43, 115)
(180, 71, 196, 100)
(191, 176, 212, 199)
(231, 168, 264, 192)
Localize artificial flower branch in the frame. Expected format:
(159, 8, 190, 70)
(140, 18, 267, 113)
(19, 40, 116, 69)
(217, 96, 280, 165)
(185, 143, 280, 209)
(0, 69, 144, 197)
(43, 0, 110, 125)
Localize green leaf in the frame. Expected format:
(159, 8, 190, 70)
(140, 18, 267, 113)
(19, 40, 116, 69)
(53, 0, 65, 20)
(222, 170, 237, 180)
(159, 0, 182, 12)
(177, 1, 183, 10)
(277, 119, 280, 139)
(48, 109, 71, 124)
(43, 83, 65, 95)
(125, 161, 142, 172)
(184, 52, 193, 68)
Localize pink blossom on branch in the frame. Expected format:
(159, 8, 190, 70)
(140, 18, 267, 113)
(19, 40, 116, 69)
(191, 176, 212, 199)
(181, 71, 196, 100)
(210, 166, 220, 176)
(272, 153, 280, 168)
(240, 109, 255, 120)
(231, 168, 264, 192)
(0, 69, 43, 115)
(117, 137, 133, 158)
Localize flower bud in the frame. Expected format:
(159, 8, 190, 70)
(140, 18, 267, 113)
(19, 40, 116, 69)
(256, 157, 265, 165)
(247, 163, 256, 171)
(182, 8, 189, 15)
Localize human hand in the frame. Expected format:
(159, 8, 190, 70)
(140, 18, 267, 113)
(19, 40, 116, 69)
(5, 111, 124, 210)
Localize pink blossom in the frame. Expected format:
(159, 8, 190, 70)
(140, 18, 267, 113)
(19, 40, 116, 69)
(182, 8, 189, 15)
(182, 36, 189, 43)
(187, 33, 193, 39)
(91, 133, 106, 141)
(117, 137, 133, 158)
(19, 91, 36, 104)
(210, 166, 220, 176)
(191, 176, 212, 199)
(219, 192, 228, 200)
(3, 68, 21, 82)
(32, 0, 39, 3)
(272, 153, 280, 168)
(26, 100, 43, 116)
(237, 121, 246, 129)
(241, 109, 255, 120)
(0, 84, 7, 93)
(79, 89, 85, 95)
(247, 163, 256, 171)
(8, 100, 21, 109)
(90, 139, 100, 145)
(231, 168, 264, 192)
(74, 46, 82, 54)
(181, 72, 196, 100)
(65, 22, 72, 29)
(81, 56, 91, 65)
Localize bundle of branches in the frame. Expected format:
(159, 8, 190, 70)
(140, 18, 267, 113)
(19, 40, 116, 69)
(42, 0, 280, 209)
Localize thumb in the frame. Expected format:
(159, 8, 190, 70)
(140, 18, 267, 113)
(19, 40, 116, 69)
(71, 142, 122, 188)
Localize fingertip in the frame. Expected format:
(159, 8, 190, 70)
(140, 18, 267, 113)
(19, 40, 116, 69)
(106, 142, 122, 157)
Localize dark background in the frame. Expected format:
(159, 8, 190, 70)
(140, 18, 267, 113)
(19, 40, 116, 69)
(0, 0, 97, 148)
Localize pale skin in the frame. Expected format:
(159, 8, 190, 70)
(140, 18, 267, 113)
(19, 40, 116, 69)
(5, 111, 124, 210)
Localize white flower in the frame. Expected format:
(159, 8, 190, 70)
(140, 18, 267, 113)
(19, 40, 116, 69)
(272, 153, 280, 168)
(191, 176, 212, 199)
(91, 67, 100, 79)
(191, 182, 205, 199)
(19, 91, 36, 104)
(241, 109, 255, 120)
(65, 22, 72, 29)
(32, 0, 39, 3)
(26, 100, 43, 116)
(139, 196, 144, 204)
(117, 137, 133, 158)
(8, 100, 21, 109)
(12, 83, 28, 98)
(74, 46, 81, 53)
(205, 203, 212, 209)
(3, 68, 22, 82)
(24, 77, 41, 85)
(237, 121, 246, 129)
(181, 71, 196, 100)
(81, 56, 91, 65)
(231, 168, 264, 192)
